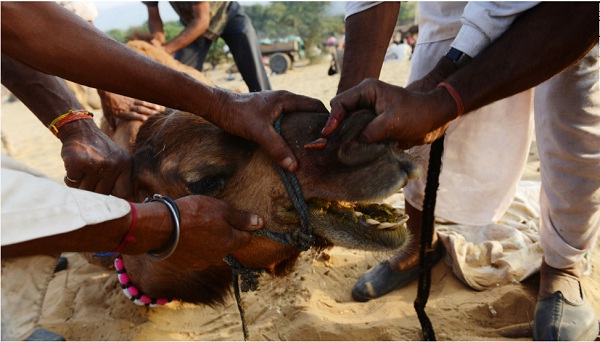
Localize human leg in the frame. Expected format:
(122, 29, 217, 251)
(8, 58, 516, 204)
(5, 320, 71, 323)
(533, 45, 600, 341)
(220, 3, 271, 92)
(352, 40, 534, 301)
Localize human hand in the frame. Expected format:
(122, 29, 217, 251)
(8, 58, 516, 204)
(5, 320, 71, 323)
(58, 119, 134, 199)
(150, 38, 164, 49)
(210, 90, 328, 172)
(99, 90, 165, 129)
(326, 78, 458, 149)
(321, 57, 459, 148)
(166, 195, 263, 270)
(406, 56, 458, 93)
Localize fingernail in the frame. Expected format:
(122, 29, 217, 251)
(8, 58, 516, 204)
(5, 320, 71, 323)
(251, 214, 260, 226)
(282, 157, 297, 172)
(321, 119, 337, 135)
(304, 137, 327, 150)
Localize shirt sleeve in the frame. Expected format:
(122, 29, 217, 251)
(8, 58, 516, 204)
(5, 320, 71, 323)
(1, 156, 131, 246)
(345, 1, 383, 20)
(451, 2, 540, 57)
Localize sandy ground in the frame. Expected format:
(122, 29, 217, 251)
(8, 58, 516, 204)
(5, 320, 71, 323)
(2, 59, 599, 341)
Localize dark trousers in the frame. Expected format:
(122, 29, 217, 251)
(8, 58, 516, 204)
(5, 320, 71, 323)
(174, 2, 271, 92)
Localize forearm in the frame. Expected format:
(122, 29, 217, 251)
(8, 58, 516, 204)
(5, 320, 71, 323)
(147, 5, 166, 43)
(1, 2, 219, 120)
(1, 202, 171, 258)
(164, 19, 209, 55)
(164, 2, 210, 55)
(448, 2, 597, 114)
(452, 1, 539, 57)
(337, 2, 400, 94)
(1, 54, 84, 127)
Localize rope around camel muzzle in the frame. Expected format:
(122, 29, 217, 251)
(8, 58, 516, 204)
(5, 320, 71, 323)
(224, 113, 444, 341)
(223, 115, 315, 341)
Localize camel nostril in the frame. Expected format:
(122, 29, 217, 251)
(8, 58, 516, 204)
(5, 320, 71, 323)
(394, 152, 420, 181)
(338, 140, 391, 166)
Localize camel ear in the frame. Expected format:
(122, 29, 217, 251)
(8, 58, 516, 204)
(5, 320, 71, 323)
(338, 140, 395, 166)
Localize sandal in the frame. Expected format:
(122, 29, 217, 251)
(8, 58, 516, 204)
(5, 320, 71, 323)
(352, 242, 444, 302)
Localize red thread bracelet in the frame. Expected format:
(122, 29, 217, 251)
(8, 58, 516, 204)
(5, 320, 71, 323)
(112, 202, 138, 254)
(49, 110, 94, 136)
(437, 82, 464, 117)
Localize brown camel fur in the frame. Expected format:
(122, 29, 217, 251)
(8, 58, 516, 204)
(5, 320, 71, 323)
(120, 108, 417, 305)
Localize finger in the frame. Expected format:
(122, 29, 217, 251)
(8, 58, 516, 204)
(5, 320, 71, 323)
(257, 127, 299, 172)
(134, 100, 165, 112)
(64, 173, 82, 187)
(326, 87, 371, 135)
(111, 170, 134, 200)
(321, 102, 346, 136)
(118, 111, 151, 122)
(223, 228, 256, 252)
(131, 105, 161, 117)
(78, 172, 100, 193)
(93, 173, 116, 195)
(280, 93, 328, 114)
(226, 208, 264, 232)
(63, 164, 83, 188)
(360, 113, 395, 144)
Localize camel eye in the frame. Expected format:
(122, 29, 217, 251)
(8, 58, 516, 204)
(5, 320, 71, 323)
(186, 175, 226, 196)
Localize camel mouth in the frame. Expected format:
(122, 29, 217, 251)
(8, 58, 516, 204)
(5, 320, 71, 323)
(307, 198, 410, 252)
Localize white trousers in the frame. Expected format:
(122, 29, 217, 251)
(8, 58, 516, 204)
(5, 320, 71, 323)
(404, 39, 534, 226)
(536, 45, 600, 269)
(404, 40, 600, 269)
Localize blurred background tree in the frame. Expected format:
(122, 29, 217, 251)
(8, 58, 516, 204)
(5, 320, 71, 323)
(106, 21, 183, 43)
(397, 2, 418, 26)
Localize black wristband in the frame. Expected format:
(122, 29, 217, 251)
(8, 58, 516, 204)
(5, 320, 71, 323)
(445, 47, 469, 67)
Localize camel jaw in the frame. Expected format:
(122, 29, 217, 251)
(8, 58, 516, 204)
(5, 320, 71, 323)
(307, 199, 411, 252)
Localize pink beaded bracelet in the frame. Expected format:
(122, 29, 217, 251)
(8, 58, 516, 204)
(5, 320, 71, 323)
(114, 256, 177, 306)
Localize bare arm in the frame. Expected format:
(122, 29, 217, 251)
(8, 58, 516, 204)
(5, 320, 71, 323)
(1, 54, 134, 199)
(163, 2, 211, 55)
(146, 4, 166, 44)
(336, 2, 400, 94)
(1, 2, 216, 113)
(451, 1, 597, 113)
(2, 195, 262, 270)
(1, 2, 326, 172)
(1, 54, 82, 126)
(1, 202, 170, 258)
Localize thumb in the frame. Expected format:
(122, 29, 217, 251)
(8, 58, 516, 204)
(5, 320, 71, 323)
(258, 127, 299, 172)
(227, 208, 264, 232)
(360, 113, 393, 144)
(321, 102, 346, 136)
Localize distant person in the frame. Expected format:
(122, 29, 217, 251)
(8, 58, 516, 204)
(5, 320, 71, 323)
(144, 1, 271, 92)
(384, 38, 412, 61)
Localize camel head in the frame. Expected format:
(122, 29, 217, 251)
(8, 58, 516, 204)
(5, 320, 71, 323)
(124, 109, 418, 304)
